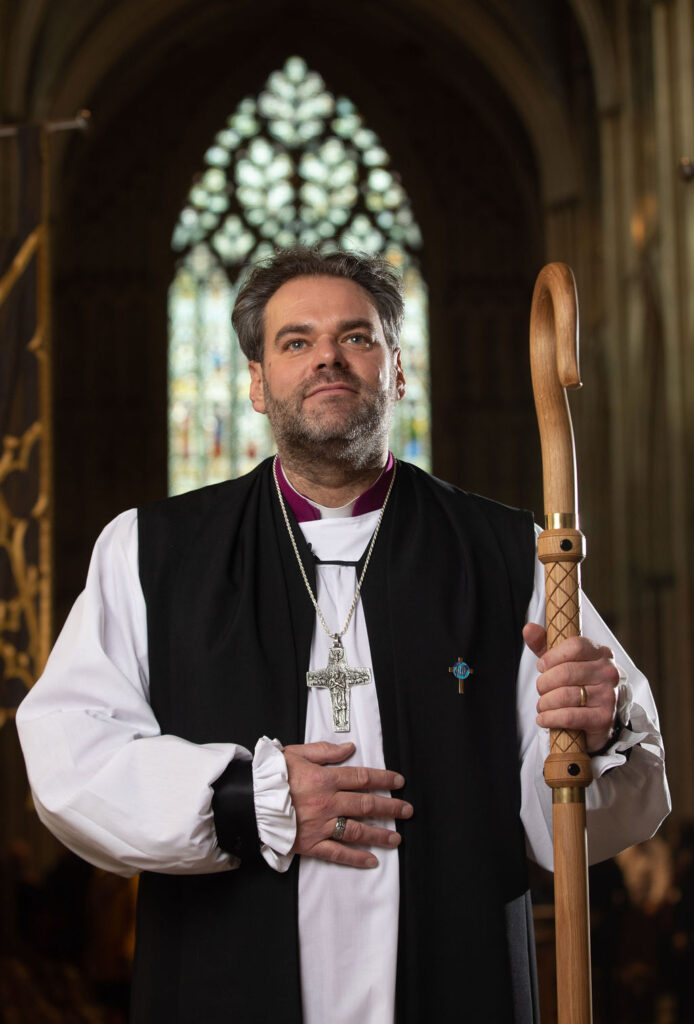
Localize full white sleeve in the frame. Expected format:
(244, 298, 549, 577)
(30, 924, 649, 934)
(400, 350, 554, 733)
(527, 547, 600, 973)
(16, 509, 296, 877)
(518, 541, 671, 872)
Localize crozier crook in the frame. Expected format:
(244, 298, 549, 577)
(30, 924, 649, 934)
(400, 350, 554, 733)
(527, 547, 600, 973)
(530, 262, 593, 1024)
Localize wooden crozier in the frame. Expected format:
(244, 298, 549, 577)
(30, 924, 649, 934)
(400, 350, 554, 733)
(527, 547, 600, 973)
(530, 262, 593, 1024)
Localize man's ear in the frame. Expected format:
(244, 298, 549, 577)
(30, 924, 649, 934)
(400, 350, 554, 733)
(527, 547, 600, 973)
(394, 349, 406, 400)
(248, 361, 266, 414)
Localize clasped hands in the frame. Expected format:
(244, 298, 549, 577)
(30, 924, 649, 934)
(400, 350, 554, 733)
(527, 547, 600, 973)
(284, 627, 620, 868)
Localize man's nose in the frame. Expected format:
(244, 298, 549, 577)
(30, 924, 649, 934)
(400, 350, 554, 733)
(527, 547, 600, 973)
(314, 335, 344, 368)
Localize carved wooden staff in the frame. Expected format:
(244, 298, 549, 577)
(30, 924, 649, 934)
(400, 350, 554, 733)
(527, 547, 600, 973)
(530, 262, 593, 1024)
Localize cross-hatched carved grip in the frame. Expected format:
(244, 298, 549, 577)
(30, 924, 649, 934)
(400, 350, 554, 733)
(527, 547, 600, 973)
(545, 560, 581, 648)
(543, 553, 590, 765)
(550, 727, 587, 755)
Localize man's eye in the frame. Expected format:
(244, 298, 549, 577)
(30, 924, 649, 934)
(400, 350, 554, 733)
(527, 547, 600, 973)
(345, 334, 371, 346)
(286, 339, 306, 351)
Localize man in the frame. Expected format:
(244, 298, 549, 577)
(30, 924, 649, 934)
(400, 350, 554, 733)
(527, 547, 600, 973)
(18, 249, 669, 1023)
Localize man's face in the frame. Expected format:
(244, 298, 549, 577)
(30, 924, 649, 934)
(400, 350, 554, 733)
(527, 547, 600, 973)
(248, 275, 405, 462)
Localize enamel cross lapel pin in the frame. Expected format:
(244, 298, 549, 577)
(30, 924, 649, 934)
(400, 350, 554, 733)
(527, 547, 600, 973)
(448, 657, 473, 694)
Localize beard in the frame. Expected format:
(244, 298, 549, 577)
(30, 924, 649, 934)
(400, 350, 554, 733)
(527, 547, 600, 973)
(262, 368, 397, 469)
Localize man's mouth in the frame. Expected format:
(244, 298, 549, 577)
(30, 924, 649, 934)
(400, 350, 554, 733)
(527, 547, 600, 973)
(305, 382, 358, 398)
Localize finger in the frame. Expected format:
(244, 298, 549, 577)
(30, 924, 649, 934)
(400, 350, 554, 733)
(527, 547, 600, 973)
(537, 635, 614, 671)
(337, 818, 401, 849)
(523, 622, 547, 658)
(336, 793, 414, 820)
(310, 838, 380, 869)
(536, 659, 620, 696)
(284, 741, 355, 764)
(536, 682, 615, 714)
(331, 765, 405, 791)
(536, 706, 616, 734)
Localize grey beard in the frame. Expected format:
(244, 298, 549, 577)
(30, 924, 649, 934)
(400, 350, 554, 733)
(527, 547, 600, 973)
(262, 372, 396, 469)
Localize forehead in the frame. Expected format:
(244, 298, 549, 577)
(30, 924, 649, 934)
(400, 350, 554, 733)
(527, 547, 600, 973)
(263, 275, 382, 338)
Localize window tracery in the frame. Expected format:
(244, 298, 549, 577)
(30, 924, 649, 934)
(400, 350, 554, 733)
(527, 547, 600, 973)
(169, 56, 430, 494)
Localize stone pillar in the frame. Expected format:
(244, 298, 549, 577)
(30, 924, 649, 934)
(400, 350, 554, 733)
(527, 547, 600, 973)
(651, 0, 694, 816)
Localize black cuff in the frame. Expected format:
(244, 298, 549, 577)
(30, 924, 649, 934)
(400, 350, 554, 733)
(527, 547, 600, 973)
(589, 719, 632, 759)
(211, 758, 259, 861)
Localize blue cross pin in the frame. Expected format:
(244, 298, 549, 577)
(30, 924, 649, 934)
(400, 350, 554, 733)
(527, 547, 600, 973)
(448, 658, 473, 694)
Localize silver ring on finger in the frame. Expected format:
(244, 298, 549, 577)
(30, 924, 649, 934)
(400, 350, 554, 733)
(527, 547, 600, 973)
(332, 816, 348, 841)
(579, 685, 588, 708)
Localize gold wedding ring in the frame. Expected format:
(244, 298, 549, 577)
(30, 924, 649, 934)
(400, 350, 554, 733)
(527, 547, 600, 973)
(579, 685, 587, 708)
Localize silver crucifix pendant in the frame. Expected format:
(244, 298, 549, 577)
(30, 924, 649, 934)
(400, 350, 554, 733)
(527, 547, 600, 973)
(306, 639, 371, 732)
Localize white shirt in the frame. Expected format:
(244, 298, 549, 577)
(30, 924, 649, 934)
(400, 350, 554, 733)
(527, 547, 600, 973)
(16, 507, 670, 1024)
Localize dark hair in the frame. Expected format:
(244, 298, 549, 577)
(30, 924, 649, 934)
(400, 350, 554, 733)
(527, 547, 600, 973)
(231, 247, 405, 361)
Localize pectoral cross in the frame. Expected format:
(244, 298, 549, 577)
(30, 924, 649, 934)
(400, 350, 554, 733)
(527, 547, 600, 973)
(307, 640, 371, 732)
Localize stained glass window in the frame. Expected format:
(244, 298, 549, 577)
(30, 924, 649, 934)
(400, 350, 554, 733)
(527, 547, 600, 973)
(168, 56, 430, 495)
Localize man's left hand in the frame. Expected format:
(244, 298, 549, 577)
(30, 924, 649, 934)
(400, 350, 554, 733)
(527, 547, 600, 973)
(523, 622, 620, 754)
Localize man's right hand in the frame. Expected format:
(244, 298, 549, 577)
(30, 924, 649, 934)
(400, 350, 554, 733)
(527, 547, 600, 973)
(283, 741, 412, 868)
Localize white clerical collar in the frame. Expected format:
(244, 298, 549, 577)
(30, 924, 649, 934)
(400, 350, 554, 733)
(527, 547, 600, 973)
(282, 473, 358, 516)
(275, 453, 395, 521)
(308, 497, 357, 519)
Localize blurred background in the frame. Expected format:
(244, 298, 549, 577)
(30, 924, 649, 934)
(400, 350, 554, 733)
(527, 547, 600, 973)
(1, 1, 693, 1020)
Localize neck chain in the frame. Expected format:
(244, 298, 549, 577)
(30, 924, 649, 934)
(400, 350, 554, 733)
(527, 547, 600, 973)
(272, 455, 397, 732)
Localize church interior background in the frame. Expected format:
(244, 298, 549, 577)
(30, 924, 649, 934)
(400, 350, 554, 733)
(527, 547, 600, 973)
(1, 0, 693, 1020)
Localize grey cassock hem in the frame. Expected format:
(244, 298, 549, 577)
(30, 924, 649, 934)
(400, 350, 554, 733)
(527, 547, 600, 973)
(505, 890, 541, 1024)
